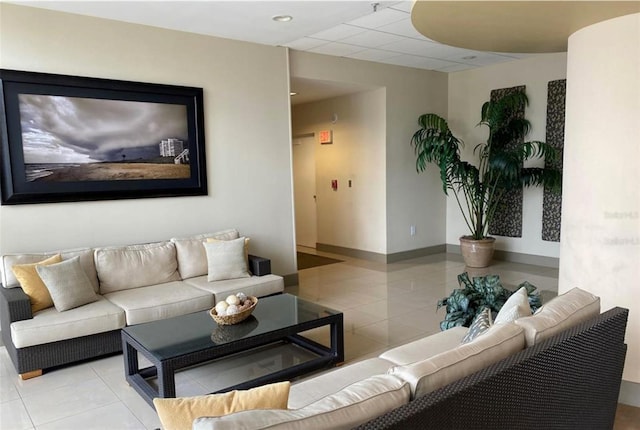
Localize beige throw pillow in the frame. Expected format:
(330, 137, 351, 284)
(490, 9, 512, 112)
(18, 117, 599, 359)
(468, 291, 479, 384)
(171, 229, 240, 279)
(11, 254, 62, 313)
(36, 256, 99, 311)
(153, 381, 290, 430)
(494, 286, 532, 324)
(204, 237, 252, 282)
(206, 237, 250, 265)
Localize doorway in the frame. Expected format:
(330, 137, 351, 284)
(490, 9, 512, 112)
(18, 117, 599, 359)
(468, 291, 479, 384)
(292, 135, 317, 248)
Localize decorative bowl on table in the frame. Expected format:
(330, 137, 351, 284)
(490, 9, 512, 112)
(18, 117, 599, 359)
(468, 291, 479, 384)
(209, 295, 258, 326)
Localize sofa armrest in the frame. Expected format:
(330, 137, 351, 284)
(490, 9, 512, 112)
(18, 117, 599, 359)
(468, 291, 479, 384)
(248, 255, 271, 276)
(0, 285, 33, 349)
(0, 285, 33, 323)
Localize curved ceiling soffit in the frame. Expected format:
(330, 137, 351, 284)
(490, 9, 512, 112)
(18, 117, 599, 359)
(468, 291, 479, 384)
(411, 1, 640, 53)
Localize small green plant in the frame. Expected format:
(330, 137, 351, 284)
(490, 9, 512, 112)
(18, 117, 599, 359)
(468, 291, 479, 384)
(437, 272, 542, 331)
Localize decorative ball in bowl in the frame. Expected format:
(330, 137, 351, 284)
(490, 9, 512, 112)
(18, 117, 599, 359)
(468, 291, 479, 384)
(210, 293, 258, 325)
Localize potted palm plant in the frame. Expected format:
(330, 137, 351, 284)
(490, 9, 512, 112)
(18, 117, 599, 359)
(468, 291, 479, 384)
(412, 89, 561, 267)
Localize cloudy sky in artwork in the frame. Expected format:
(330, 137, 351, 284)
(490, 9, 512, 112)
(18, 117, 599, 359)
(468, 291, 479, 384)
(19, 94, 188, 164)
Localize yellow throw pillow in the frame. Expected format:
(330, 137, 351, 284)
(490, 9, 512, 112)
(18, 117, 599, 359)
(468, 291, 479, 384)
(153, 381, 290, 430)
(11, 254, 62, 313)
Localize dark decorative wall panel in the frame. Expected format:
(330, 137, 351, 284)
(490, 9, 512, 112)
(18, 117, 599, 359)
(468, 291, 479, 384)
(542, 79, 566, 242)
(488, 85, 525, 238)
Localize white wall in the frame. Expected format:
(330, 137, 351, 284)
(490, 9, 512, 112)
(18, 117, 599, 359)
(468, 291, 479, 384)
(560, 13, 640, 383)
(292, 89, 387, 254)
(0, 4, 297, 275)
(447, 54, 567, 257)
(289, 51, 449, 254)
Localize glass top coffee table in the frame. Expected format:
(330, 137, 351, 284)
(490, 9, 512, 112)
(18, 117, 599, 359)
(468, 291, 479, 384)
(121, 293, 344, 407)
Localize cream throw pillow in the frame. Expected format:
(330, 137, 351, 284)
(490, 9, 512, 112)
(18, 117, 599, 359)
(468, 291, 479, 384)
(36, 256, 98, 311)
(206, 237, 250, 266)
(153, 381, 290, 430)
(494, 286, 532, 324)
(204, 237, 251, 281)
(11, 254, 62, 313)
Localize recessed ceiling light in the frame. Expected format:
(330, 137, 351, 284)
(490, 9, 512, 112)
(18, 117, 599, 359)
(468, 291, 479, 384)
(290, 92, 298, 96)
(272, 15, 293, 22)
(461, 55, 477, 60)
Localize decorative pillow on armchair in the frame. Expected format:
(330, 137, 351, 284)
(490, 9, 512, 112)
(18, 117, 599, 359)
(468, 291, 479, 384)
(203, 237, 252, 281)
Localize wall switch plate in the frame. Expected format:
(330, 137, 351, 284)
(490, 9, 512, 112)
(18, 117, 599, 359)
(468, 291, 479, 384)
(410, 225, 416, 236)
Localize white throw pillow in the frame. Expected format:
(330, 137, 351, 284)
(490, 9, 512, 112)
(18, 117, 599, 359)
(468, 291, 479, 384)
(171, 229, 240, 279)
(204, 237, 251, 282)
(36, 256, 99, 311)
(494, 286, 532, 324)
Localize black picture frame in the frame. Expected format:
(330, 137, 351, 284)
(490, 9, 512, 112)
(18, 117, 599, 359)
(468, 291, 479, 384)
(0, 69, 207, 205)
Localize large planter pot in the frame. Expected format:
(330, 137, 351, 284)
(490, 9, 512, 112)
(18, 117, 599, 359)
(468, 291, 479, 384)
(459, 236, 496, 268)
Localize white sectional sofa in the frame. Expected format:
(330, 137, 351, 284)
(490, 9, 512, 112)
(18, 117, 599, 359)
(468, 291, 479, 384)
(191, 287, 629, 430)
(0, 228, 284, 378)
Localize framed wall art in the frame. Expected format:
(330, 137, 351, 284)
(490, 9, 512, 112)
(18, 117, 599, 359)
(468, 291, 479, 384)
(0, 69, 207, 204)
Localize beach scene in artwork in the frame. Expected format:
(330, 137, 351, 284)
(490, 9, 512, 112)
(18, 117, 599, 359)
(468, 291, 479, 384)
(19, 94, 192, 182)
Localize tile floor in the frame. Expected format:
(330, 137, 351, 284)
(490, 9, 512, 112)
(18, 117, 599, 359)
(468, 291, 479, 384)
(0, 249, 637, 429)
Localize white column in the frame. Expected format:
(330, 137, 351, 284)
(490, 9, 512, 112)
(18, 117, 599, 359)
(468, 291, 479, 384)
(560, 13, 640, 383)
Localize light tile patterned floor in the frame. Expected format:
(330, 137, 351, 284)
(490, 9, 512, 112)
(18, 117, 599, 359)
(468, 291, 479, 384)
(0, 250, 635, 429)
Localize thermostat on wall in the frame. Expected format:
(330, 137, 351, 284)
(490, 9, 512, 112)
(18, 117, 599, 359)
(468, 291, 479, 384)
(319, 130, 333, 144)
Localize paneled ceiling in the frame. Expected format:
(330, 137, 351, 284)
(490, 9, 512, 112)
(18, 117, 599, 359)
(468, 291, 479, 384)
(11, 0, 534, 74)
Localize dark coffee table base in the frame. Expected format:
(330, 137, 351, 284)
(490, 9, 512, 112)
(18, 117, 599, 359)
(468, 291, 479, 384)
(122, 305, 343, 408)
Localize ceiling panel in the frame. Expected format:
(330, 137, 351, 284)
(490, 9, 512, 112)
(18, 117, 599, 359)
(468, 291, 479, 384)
(338, 30, 407, 48)
(284, 37, 329, 51)
(309, 42, 366, 57)
(377, 38, 444, 56)
(345, 7, 409, 29)
(345, 48, 404, 62)
(375, 18, 431, 40)
(12, 0, 536, 74)
(307, 23, 367, 42)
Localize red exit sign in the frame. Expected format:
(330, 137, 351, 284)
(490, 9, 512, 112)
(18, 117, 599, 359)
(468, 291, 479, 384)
(319, 130, 333, 144)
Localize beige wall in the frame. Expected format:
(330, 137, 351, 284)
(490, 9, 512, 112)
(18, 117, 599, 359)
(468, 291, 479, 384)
(447, 53, 567, 257)
(0, 4, 297, 275)
(289, 51, 449, 254)
(292, 89, 387, 253)
(560, 13, 640, 383)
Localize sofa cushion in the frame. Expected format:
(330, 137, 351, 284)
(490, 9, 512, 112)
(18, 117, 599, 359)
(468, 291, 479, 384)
(204, 238, 252, 282)
(2, 248, 99, 293)
(154, 381, 290, 430)
(494, 286, 532, 324)
(388, 322, 525, 399)
(379, 326, 468, 366)
(183, 275, 284, 304)
(37, 256, 99, 312)
(171, 229, 240, 279)
(95, 241, 181, 294)
(288, 357, 395, 409)
(192, 374, 410, 430)
(11, 254, 62, 313)
(515, 287, 600, 347)
(10, 296, 125, 348)
(103, 281, 213, 325)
